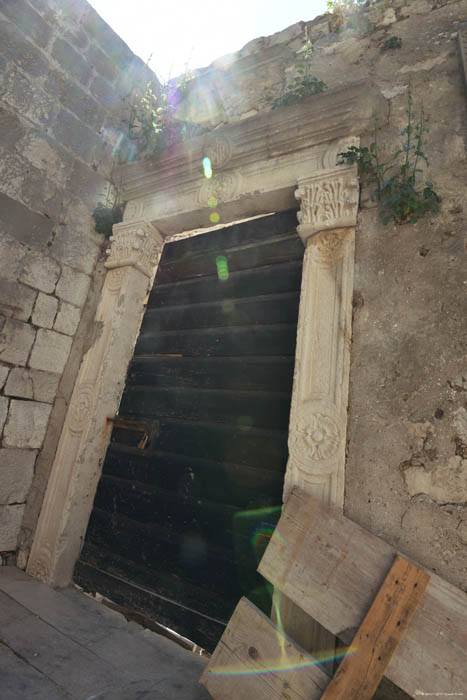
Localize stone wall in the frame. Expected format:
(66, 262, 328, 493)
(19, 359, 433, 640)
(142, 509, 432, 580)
(0, 0, 157, 559)
(177, 0, 467, 591)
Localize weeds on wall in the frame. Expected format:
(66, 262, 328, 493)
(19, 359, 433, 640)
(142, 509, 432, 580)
(122, 74, 206, 157)
(272, 32, 327, 108)
(337, 89, 441, 225)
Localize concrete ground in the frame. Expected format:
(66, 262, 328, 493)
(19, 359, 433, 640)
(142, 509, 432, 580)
(0, 566, 210, 700)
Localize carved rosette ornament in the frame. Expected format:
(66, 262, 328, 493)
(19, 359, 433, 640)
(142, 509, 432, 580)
(203, 134, 232, 169)
(105, 220, 163, 278)
(295, 169, 359, 243)
(292, 412, 341, 462)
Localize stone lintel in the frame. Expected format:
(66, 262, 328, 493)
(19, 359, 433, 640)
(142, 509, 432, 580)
(119, 80, 387, 205)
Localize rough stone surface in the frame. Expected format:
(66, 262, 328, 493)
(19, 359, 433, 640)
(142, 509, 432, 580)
(31, 293, 58, 329)
(0, 506, 25, 550)
(0, 278, 36, 322)
(4, 369, 60, 404)
(0, 396, 9, 436)
(0, 319, 36, 366)
(55, 266, 91, 308)
(0, 365, 9, 390)
(19, 253, 60, 295)
(3, 400, 52, 449)
(54, 302, 81, 336)
(29, 329, 72, 374)
(0, 449, 37, 504)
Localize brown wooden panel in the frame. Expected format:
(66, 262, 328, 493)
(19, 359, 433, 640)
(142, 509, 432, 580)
(200, 597, 330, 699)
(321, 555, 429, 700)
(258, 488, 467, 697)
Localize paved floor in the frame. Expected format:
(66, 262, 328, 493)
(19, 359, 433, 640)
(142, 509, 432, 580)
(0, 566, 210, 700)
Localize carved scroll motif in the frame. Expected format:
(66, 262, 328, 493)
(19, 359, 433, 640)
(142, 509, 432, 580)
(199, 171, 241, 206)
(204, 134, 232, 169)
(295, 171, 359, 243)
(106, 220, 163, 278)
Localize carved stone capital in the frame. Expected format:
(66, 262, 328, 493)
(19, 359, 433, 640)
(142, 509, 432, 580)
(105, 220, 163, 278)
(295, 169, 359, 244)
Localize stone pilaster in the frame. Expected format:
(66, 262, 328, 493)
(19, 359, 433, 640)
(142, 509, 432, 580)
(284, 167, 358, 509)
(27, 220, 163, 587)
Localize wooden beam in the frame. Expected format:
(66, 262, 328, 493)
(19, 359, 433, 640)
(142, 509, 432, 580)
(200, 597, 331, 699)
(258, 488, 467, 697)
(320, 555, 429, 700)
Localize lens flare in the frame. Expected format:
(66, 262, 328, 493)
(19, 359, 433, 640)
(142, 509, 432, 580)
(210, 212, 220, 224)
(203, 156, 213, 179)
(207, 196, 218, 208)
(207, 645, 359, 677)
(216, 255, 229, 280)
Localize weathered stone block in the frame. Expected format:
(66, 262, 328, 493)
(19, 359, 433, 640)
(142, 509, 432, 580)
(0, 448, 37, 504)
(51, 37, 92, 86)
(20, 251, 61, 294)
(0, 20, 49, 77)
(3, 399, 52, 448)
(90, 75, 119, 111)
(0, 505, 25, 550)
(0, 236, 27, 283)
(0, 106, 26, 151)
(0, 365, 9, 389)
(0, 278, 36, 322)
(0, 192, 54, 248)
(5, 368, 60, 404)
(21, 135, 72, 189)
(0, 396, 9, 435)
(55, 266, 91, 308)
(0, 318, 35, 366)
(87, 44, 117, 83)
(32, 293, 58, 329)
(0, 0, 53, 49)
(52, 109, 100, 164)
(45, 71, 104, 131)
(4, 369, 33, 399)
(67, 160, 109, 208)
(29, 329, 72, 374)
(54, 302, 81, 336)
(2, 68, 58, 126)
(49, 220, 101, 276)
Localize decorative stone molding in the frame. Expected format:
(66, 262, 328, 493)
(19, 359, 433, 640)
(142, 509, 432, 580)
(27, 222, 163, 586)
(295, 169, 359, 242)
(283, 171, 358, 510)
(203, 133, 232, 169)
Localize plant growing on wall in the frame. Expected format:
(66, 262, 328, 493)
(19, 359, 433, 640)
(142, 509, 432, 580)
(272, 32, 327, 108)
(122, 72, 205, 157)
(337, 89, 441, 224)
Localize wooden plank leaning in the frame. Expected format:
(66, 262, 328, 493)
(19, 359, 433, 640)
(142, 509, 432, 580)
(200, 597, 332, 699)
(320, 555, 429, 699)
(258, 487, 467, 698)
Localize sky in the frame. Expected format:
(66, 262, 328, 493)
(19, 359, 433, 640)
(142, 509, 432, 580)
(88, 0, 329, 81)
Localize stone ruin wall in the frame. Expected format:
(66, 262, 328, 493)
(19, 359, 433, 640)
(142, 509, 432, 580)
(0, 0, 157, 562)
(176, 0, 467, 591)
(0, 0, 466, 594)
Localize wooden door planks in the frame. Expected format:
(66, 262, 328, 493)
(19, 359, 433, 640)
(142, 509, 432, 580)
(258, 488, 467, 697)
(200, 597, 330, 699)
(320, 555, 429, 700)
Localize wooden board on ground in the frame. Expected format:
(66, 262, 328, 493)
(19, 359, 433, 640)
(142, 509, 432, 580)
(200, 597, 330, 699)
(320, 555, 429, 699)
(258, 488, 467, 698)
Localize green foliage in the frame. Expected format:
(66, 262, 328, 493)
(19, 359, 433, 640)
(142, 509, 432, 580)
(122, 72, 206, 158)
(92, 201, 124, 237)
(326, 0, 368, 11)
(382, 35, 402, 50)
(272, 34, 327, 109)
(337, 90, 441, 225)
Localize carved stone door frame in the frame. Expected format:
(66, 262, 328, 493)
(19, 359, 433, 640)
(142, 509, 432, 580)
(27, 81, 387, 589)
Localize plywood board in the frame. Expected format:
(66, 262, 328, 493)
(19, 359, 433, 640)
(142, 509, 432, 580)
(200, 597, 331, 699)
(258, 488, 467, 697)
(320, 555, 429, 699)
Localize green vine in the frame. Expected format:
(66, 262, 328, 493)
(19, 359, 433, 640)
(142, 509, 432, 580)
(272, 33, 327, 109)
(337, 89, 441, 225)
